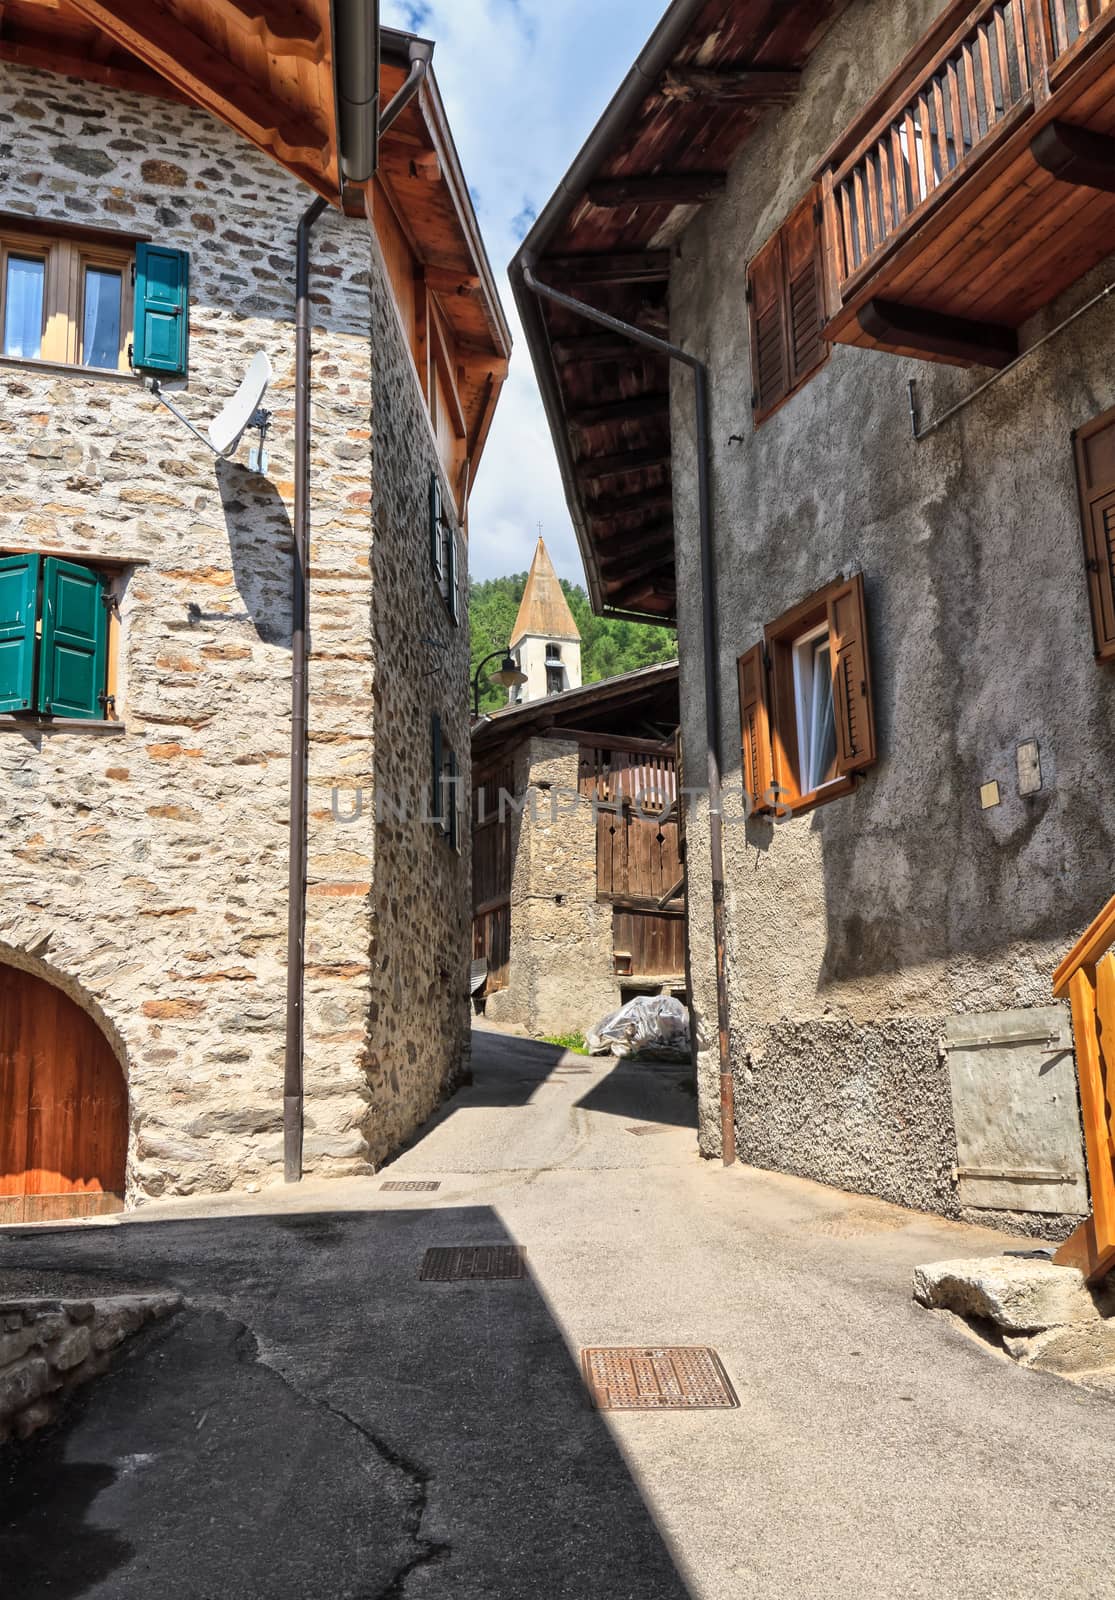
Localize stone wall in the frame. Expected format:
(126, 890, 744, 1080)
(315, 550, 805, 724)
(483, 739, 625, 1038)
(668, 0, 1115, 1231)
(0, 64, 470, 1197)
(0, 1293, 181, 1442)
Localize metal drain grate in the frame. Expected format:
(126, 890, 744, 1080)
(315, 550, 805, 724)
(419, 1245, 526, 1282)
(581, 1347, 739, 1411)
(381, 1180, 441, 1193)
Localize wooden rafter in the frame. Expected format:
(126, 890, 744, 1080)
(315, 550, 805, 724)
(1032, 119, 1115, 195)
(857, 298, 1018, 369)
(220, 0, 325, 63)
(660, 66, 802, 103)
(546, 251, 671, 285)
(552, 333, 644, 365)
(569, 392, 669, 429)
(586, 488, 674, 522)
(587, 172, 727, 208)
(62, 0, 332, 179)
(575, 447, 671, 481)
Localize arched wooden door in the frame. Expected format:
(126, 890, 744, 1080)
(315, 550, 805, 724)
(0, 965, 126, 1223)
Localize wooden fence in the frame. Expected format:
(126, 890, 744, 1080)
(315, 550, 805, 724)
(471, 761, 514, 992)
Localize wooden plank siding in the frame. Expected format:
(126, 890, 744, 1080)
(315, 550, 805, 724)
(471, 762, 515, 993)
(579, 742, 685, 978)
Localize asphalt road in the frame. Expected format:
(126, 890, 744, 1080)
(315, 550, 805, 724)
(1, 1023, 1112, 1599)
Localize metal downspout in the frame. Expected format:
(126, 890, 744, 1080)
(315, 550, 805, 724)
(520, 264, 736, 1166)
(379, 39, 432, 137)
(284, 193, 328, 1184)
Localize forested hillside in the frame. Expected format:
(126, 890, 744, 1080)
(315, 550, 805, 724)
(470, 574, 676, 713)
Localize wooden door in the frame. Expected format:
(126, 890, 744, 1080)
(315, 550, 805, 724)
(0, 965, 126, 1222)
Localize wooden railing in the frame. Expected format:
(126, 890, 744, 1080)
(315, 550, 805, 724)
(1047, 0, 1115, 59)
(826, 0, 1036, 289)
(1052, 894, 1115, 1284)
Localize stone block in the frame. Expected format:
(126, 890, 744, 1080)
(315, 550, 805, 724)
(0, 1357, 54, 1413)
(52, 1325, 93, 1372)
(1003, 1320, 1115, 1375)
(913, 1257, 1115, 1333)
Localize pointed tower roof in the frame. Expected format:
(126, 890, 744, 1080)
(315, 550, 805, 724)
(510, 538, 581, 647)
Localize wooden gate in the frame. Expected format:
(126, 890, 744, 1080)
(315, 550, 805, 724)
(0, 965, 127, 1223)
(472, 761, 514, 993)
(1052, 896, 1115, 1284)
(579, 738, 685, 977)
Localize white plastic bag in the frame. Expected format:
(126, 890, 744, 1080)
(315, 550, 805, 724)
(586, 995, 690, 1060)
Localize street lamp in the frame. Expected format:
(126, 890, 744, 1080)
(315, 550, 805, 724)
(472, 648, 527, 716)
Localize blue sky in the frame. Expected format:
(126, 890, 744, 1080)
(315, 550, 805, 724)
(382, 0, 662, 586)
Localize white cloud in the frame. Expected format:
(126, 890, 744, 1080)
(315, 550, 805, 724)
(381, 0, 662, 585)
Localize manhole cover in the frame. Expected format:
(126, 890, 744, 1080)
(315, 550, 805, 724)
(381, 1180, 441, 1192)
(626, 1124, 668, 1137)
(419, 1245, 526, 1282)
(581, 1347, 738, 1411)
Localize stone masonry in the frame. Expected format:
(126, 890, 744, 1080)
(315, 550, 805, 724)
(0, 1293, 182, 1442)
(0, 65, 472, 1197)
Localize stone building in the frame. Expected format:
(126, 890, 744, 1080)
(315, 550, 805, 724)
(0, 6, 510, 1218)
(507, 537, 583, 704)
(472, 663, 683, 1038)
(514, 0, 1115, 1239)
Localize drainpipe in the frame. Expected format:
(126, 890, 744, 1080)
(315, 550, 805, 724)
(379, 37, 433, 137)
(284, 193, 328, 1184)
(519, 264, 736, 1166)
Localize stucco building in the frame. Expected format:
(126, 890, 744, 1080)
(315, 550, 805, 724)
(0, 6, 510, 1218)
(514, 0, 1115, 1239)
(507, 538, 583, 704)
(472, 662, 682, 1037)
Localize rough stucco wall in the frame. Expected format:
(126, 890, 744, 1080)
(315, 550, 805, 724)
(0, 65, 469, 1197)
(483, 739, 619, 1037)
(669, 0, 1115, 1233)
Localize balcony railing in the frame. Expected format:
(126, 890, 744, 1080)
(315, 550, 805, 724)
(821, 0, 1115, 300)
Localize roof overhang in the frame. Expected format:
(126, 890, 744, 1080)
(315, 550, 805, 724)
(509, 0, 850, 624)
(472, 661, 680, 760)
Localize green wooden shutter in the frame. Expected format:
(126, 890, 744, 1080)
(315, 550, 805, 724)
(431, 712, 445, 832)
(447, 748, 460, 851)
(447, 524, 460, 625)
(38, 558, 108, 720)
(430, 474, 443, 580)
(0, 553, 40, 713)
(133, 243, 189, 375)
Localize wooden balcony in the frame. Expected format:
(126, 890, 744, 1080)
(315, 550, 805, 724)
(819, 0, 1115, 366)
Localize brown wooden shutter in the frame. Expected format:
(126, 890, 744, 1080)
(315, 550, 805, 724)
(747, 232, 788, 423)
(826, 574, 876, 776)
(783, 194, 826, 389)
(1074, 408, 1115, 663)
(737, 643, 774, 812)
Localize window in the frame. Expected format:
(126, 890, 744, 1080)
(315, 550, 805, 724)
(429, 472, 460, 625)
(0, 226, 188, 377)
(738, 573, 876, 817)
(1074, 403, 1115, 663)
(0, 554, 118, 722)
(430, 712, 463, 851)
(747, 191, 828, 425)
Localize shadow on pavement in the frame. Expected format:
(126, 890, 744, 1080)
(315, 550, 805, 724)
(0, 1203, 694, 1600)
(574, 1059, 697, 1130)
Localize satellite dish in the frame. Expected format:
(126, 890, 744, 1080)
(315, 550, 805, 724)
(208, 350, 272, 457)
(146, 350, 273, 473)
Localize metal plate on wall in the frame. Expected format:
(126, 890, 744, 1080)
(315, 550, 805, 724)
(943, 1005, 1087, 1215)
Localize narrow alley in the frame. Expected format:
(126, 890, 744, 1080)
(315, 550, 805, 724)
(2, 1025, 1111, 1600)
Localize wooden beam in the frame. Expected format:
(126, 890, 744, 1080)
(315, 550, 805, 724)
(606, 573, 674, 610)
(587, 172, 727, 208)
(546, 252, 671, 286)
(553, 333, 644, 365)
(858, 298, 1018, 368)
(575, 447, 671, 481)
(596, 522, 675, 564)
(598, 545, 675, 588)
(586, 488, 674, 521)
(425, 266, 482, 297)
(1032, 120, 1115, 195)
(0, 38, 187, 102)
(220, 0, 325, 64)
(660, 66, 802, 103)
(63, 0, 331, 175)
(569, 392, 669, 429)
(544, 728, 676, 755)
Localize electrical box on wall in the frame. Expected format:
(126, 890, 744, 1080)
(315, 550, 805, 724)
(942, 1006, 1087, 1216)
